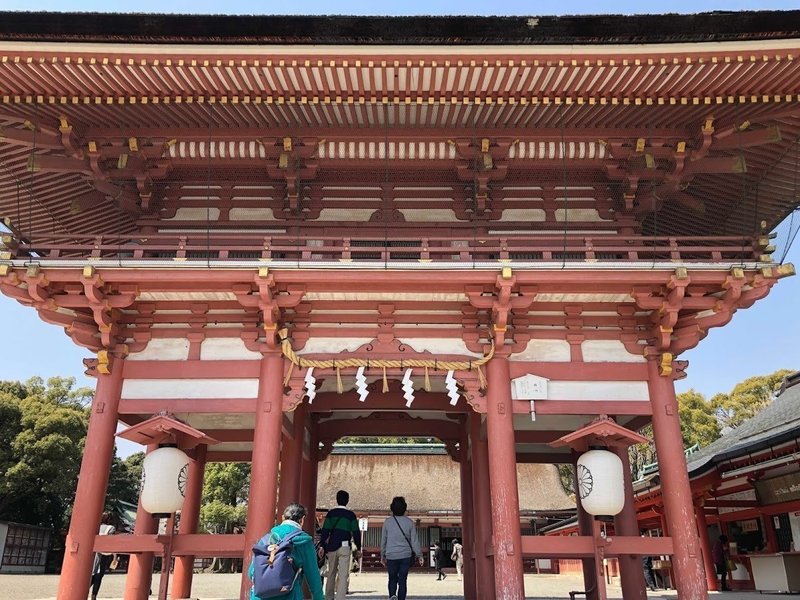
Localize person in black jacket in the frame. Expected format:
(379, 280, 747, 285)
(433, 542, 447, 580)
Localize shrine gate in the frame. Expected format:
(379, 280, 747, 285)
(0, 10, 798, 600)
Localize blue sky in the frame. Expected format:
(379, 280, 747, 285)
(0, 0, 798, 459)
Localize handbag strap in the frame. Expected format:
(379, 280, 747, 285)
(392, 515, 415, 554)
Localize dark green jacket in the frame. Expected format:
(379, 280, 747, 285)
(248, 521, 324, 600)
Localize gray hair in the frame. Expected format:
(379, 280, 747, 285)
(283, 502, 307, 523)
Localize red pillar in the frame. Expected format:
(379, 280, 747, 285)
(300, 421, 319, 534)
(278, 403, 306, 512)
(612, 445, 647, 600)
(695, 501, 718, 592)
(57, 358, 124, 600)
(647, 359, 707, 600)
(240, 353, 285, 599)
(172, 444, 208, 600)
(485, 357, 525, 600)
(459, 426, 476, 600)
(763, 512, 779, 553)
(124, 444, 159, 600)
(469, 411, 496, 599)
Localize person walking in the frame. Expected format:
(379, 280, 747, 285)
(712, 534, 731, 591)
(319, 490, 361, 600)
(381, 496, 424, 600)
(451, 538, 464, 581)
(642, 555, 658, 592)
(433, 542, 447, 580)
(248, 502, 324, 600)
(89, 511, 116, 600)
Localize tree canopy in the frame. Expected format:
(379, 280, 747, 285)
(0, 377, 142, 532)
(199, 462, 249, 534)
(628, 369, 793, 481)
(0, 377, 90, 530)
(711, 369, 794, 431)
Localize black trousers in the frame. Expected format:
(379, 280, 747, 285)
(643, 566, 657, 590)
(90, 573, 104, 597)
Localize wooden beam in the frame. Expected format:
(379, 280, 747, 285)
(516, 452, 573, 464)
(94, 533, 244, 557)
(317, 417, 461, 441)
(713, 125, 781, 151)
(119, 398, 257, 414)
(521, 535, 673, 558)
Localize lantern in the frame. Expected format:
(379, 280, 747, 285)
(140, 445, 190, 517)
(576, 449, 625, 516)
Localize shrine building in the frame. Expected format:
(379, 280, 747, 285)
(0, 10, 798, 600)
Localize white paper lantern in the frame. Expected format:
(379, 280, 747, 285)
(140, 446, 190, 516)
(576, 449, 625, 516)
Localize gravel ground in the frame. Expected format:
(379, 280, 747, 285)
(0, 570, 729, 600)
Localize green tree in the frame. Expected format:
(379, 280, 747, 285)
(203, 462, 250, 508)
(106, 451, 141, 507)
(0, 377, 89, 530)
(711, 369, 794, 430)
(678, 389, 720, 448)
(557, 464, 575, 497)
(199, 462, 250, 573)
(628, 425, 656, 482)
(123, 451, 145, 485)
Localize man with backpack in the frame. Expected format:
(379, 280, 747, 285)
(249, 502, 324, 600)
(319, 490, 362, 600)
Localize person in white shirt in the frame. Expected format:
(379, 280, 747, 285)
(380, 497, 424, 600)
(451, 539, 464, 581)
(90, 511, 116, 600)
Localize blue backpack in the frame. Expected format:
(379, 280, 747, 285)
(252, 528, 305, 599)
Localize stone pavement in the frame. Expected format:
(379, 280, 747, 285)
(0, 571, 792, 599)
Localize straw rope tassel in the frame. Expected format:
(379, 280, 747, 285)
(283, 361, 295, 388)
(477, 365, 487, 390)
(278, 328, 495, 371)
(424, 366, 431, 392)
(336, 366, 344, 394)
(382, 366, 389, 393)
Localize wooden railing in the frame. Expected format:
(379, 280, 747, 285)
(1, 233, 764, 265)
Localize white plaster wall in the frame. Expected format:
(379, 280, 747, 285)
(304, 292, 467, 302)
(535, 293, 633, 303)
(396, 338, 482, 357)
(121, 379, 259, 399)
(582, 340, 645, 363)
(229, 207, 276, 220)
(301, 338, 374, 353)
(164, 207, 220, 221)
(128, 338, 190, 361)
(137, 291, 237, 302)
(398, 209, 458, 222)
(554, 208, 605, 222)
(548, 380, 649, 401)
(510, 340, 571, 362)
(200, 338, 262, 360)
(317, 208, 377, 221)
(500, 208, 546, 222)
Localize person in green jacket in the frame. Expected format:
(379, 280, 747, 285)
(248, 502, 325, 600)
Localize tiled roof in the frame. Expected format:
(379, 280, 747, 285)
(686, 372, 800, 476)
(331, 443, 448, 456)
